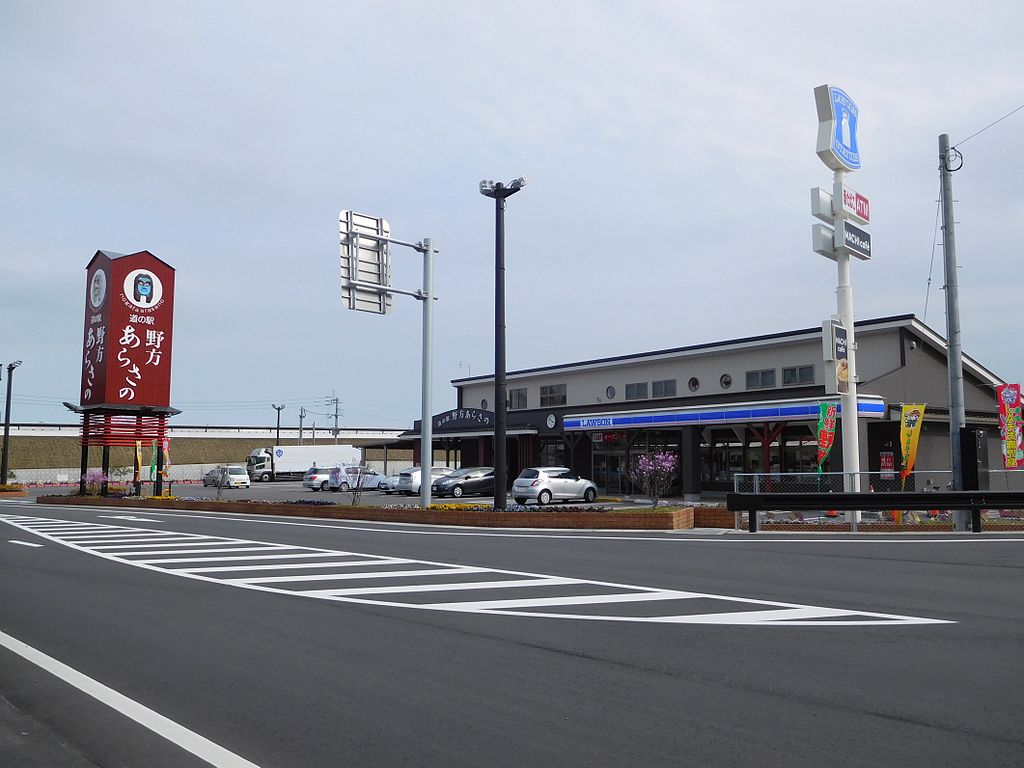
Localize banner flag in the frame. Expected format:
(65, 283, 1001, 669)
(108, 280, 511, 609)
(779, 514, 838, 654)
(997, 384, 1023, 469)
(816, 402, 839, 473)
(134, 441, 142, 483)
(899, 405, 926, 483)
(161, 438, 171, 478)
(149, 440, 157, 481)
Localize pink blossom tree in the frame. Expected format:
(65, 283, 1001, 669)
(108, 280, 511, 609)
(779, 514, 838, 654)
(628, 451, 679, 506)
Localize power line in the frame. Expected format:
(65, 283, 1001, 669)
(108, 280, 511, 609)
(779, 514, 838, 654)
(953, 101, 1024, 148)
(923, 182, 943, 322)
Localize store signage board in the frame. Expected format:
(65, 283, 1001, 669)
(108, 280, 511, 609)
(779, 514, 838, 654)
(815, 84, 861, 172)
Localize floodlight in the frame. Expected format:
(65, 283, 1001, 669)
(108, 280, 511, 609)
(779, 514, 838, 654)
(510, 176, 528, 190)
(479, 180, 496, 195)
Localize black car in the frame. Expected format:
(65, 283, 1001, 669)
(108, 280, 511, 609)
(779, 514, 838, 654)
(431, 466, 495, 498)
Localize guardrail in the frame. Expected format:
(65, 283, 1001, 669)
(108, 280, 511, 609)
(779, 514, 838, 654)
(726, 490, 1024, 533)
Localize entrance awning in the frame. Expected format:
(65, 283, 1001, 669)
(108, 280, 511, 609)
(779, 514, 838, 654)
(563, 395, 886, 431)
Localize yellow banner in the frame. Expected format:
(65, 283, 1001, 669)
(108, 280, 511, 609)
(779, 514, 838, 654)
(899, 404, 926, 481)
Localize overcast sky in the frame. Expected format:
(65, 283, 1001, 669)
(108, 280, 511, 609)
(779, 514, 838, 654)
(2, 1, 1021, 430)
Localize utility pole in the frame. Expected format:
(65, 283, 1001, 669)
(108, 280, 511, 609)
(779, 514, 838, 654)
(939, 133, 968, 530)
(272, 403, 285, 445)
(330, 391, 340, 445)
(298, 406, 306, 445)
(1, 361, 23, 485)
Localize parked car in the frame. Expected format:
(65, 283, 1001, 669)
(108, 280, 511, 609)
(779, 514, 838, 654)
(397, 466, 455, 495)
(432, 466, 495, 498)
(328, 465, 385, 492)
(380, 469, 409, 495)
(512, 467, 598, 505)
(302, 466, 335, 491)
(202, 465, 251, 489)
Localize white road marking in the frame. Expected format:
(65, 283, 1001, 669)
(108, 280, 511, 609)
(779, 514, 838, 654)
(0, 628, 261, 767)
(9, 539, 43, 547)
(98, 515, 164, 522)
(0, 514, 954, 627)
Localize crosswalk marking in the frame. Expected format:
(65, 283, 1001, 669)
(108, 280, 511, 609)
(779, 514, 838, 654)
(0, 514, 953, 627)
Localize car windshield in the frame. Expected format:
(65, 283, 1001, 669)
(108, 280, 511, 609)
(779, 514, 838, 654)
(445, 468, 475, 479)
(228, 467, 246, 475)
(519, 469, 540, 479)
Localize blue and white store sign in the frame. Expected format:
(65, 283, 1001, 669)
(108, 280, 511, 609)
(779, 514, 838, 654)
(815, 84, 861, 172)
(563, 395, 885, 431)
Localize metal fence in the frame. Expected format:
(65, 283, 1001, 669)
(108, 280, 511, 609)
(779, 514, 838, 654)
(734, 469, 1024, 494)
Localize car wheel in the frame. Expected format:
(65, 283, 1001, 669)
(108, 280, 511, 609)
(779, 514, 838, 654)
(514, 497, 527, 505)
(452, 485, 464, 498)
(537, 489, 552, 505)
(338, 482, 350, 491)
(583, 487, 597, 503)
(319, 480, 329, 491)
(260, 473, 271, 482)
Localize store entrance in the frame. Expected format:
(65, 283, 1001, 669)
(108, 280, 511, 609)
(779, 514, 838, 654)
(593, 450, 626, 495)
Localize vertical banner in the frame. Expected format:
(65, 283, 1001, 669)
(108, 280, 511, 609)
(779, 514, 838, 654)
(997, 384, 1023, 469)
(816, 402, 838, 473)
(149, 441, 158, 481)
(134, 441, 142, 483)
(161, 438, 171, 478)
(899, 405, 926, 482)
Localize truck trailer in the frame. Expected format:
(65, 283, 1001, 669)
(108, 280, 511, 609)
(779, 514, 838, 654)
(247, 444, 362, 482)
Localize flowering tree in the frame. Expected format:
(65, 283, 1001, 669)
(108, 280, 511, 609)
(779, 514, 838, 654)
(628, 451, 679, 507)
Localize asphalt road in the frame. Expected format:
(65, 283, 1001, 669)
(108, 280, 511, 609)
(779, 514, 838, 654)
(1, 498, 1022, 767)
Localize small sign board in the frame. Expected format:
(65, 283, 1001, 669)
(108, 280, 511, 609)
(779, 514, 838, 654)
(835, 220, 872, 260)
(339, 210, 392, 315)
(840, 185, 870, 224)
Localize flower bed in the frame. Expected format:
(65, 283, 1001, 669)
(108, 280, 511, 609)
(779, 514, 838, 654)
(36, 495, 695, 530)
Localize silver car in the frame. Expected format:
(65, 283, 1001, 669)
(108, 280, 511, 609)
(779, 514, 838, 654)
(302, 466, 334, 491)
(202, 465, 251, 489)
(512, 467, 598, 505)
(396, 466, 455, 495)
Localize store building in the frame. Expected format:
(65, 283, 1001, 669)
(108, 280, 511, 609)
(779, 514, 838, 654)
(405, 315, 1004, 498)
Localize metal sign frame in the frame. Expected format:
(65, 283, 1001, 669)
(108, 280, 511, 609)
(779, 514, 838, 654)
(339, 210, 392, 315)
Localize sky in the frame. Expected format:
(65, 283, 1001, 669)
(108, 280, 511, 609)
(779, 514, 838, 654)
(1, 1, 1022, 430)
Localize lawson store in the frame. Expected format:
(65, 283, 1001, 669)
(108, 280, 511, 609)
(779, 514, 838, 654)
(431, 314, 1003, 498)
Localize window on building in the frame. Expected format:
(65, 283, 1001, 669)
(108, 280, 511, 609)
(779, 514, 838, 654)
(625, 382, 648, 400)
(653, 379, 677, 398)
(745, 369, 776, 389)
(782, 365, 815, 386)
(539, 384, 566, 407)
(508, 388, 528, 410)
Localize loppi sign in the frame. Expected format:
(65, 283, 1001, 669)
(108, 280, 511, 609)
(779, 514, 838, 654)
(80, 250, 175, 408)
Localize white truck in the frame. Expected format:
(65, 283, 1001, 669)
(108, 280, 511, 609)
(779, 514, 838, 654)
(247, 444, 362, 482)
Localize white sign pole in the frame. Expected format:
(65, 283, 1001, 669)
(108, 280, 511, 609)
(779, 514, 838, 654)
(833, 169, 862, 516)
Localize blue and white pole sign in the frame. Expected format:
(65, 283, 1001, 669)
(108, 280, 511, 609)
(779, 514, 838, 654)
(815, 85, 861, 172)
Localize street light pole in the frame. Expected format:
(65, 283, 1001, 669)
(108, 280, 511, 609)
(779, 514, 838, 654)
(480, 177, 528, 509)
(1, 361, 23, 485)
(272, 403, 285, 445)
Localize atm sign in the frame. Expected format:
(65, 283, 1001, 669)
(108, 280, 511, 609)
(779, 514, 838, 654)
(841, 186, 870, 224)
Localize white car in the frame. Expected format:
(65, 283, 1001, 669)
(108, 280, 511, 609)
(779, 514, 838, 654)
(302, 466, 334, 491)
(328, 465, 385, 492)
(512, 467, 598, 505)
(202, 465, 251, 489)
(396, 466, 455, 495)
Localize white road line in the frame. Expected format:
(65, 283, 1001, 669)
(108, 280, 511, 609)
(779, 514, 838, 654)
(9, 539, 43, 547)
(427, 590, 691, 612)
(179, 558, 406, 574)
(0, 628, 261, 767)
(316, 576, 582, 597)
(131, 546, 295, 560)
(139, 552, 345, 564)
(231, 566, 489, 585)
(91, 540, 243, 551)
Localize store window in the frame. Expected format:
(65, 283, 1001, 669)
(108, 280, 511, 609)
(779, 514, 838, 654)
(653, 379, 677, 398)
(625, 382, 648, 400)
(745, 369, 776, 389)
(540, 383, 566, 407)
(782, 365, 815, 386)
(509, 388, 527, 409)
